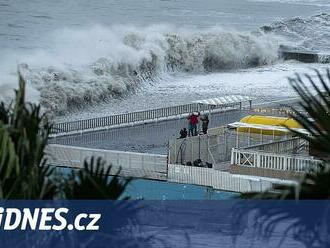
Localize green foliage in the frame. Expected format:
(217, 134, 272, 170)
(0, 74, 55, 199)
(0, 123, 19, 198)
(288, 69, 330, 156)
(242, 69, 330, 200)
(236, 70, 330, 248)
(64, 157, 131, 199)
(0, 73, 131, 199)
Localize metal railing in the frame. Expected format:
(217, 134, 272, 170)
(51, 102, 242, 136)
(231, 148, 320, 172)
(244, 137, 309, 155)
(168, 128, 290, 167)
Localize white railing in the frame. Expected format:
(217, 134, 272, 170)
(45, 144, 168, 180)
(167, 164, 296, 192)
(51, 101, 244, 136)
(231, 148, 321, 172)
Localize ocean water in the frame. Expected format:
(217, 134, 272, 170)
(0, 0, 330, 118)
(1, 0, 330, 199)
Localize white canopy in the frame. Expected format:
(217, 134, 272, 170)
(193, 95, 253, 106)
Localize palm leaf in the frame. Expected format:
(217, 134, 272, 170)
(0, 71, 132, 200)
(0, 122, 20, 198)
(239, 69, 330, 247)
(0, 122, 19, 177)
(65, 157, 132, 199)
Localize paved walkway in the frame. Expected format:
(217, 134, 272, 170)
(51, 109, 249, 154)
(50, 98, 301, 154)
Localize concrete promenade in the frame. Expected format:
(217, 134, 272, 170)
(50, 97, 301, 154)
(47, 98, 305, 193)
(51, 109, 249, 154)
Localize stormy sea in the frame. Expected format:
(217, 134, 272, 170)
(1, 0, 329, 199)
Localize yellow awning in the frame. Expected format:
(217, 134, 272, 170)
(234, 115, 302, 136)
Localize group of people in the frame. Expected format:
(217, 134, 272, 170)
(179, 111, 209, 139)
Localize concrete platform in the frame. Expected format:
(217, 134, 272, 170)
(50, 109, 250, 154)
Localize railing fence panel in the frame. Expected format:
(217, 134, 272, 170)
(45, 144, 168, 179)
(231, 148, 320, 172)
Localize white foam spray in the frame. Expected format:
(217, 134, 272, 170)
(1, 25, 280, 113)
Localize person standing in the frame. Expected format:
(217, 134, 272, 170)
(201, 114, 209, 134)
(187, 112, 200, 136)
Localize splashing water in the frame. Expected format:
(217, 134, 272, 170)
(16, 25, 279, 114)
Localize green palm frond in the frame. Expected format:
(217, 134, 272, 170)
(0, 122, 19, 198)
(242, 69, 330, 200)
(288, 69, 330, 156)
(0, 102, 10, 124)
(242, 164, 330, 200)
(237, 70, 330, 248)
(65, 157, 131, 199)
(0, 123, 19, 177)
(0, 72, 131, 199)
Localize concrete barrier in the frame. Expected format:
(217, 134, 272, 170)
(45, 144, 168, 180)
(279, 50, 319, 63)
(167, 164, 296, 193)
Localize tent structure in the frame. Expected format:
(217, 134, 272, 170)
(237, 115, 302, 135)
(228, 121, 309, 136)
(190, 95, 254, 128)
(192, 95, 253, 109)
(227, 121, 309, 147)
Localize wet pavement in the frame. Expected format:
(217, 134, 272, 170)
(50, 98, 301, 154)
(50, 109, 249, 154)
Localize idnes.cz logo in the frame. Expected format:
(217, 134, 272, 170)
(0, 207, 101, 231)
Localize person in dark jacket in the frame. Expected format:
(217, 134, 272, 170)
(179, 128, 188, 139)
(201, 114, 209, 134)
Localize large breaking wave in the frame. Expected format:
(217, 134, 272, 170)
(13, 12, 330, 114)
(16, 26, 278, 114)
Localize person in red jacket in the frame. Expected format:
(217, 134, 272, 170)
(187, 111, 200, 136)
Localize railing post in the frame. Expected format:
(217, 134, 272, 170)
(230, 148, 234, 165)
(141, 154, 144, 170)
(297, 158, 301, 172)
(256, 152, 260, 167)
(238, 149, 241, 165)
